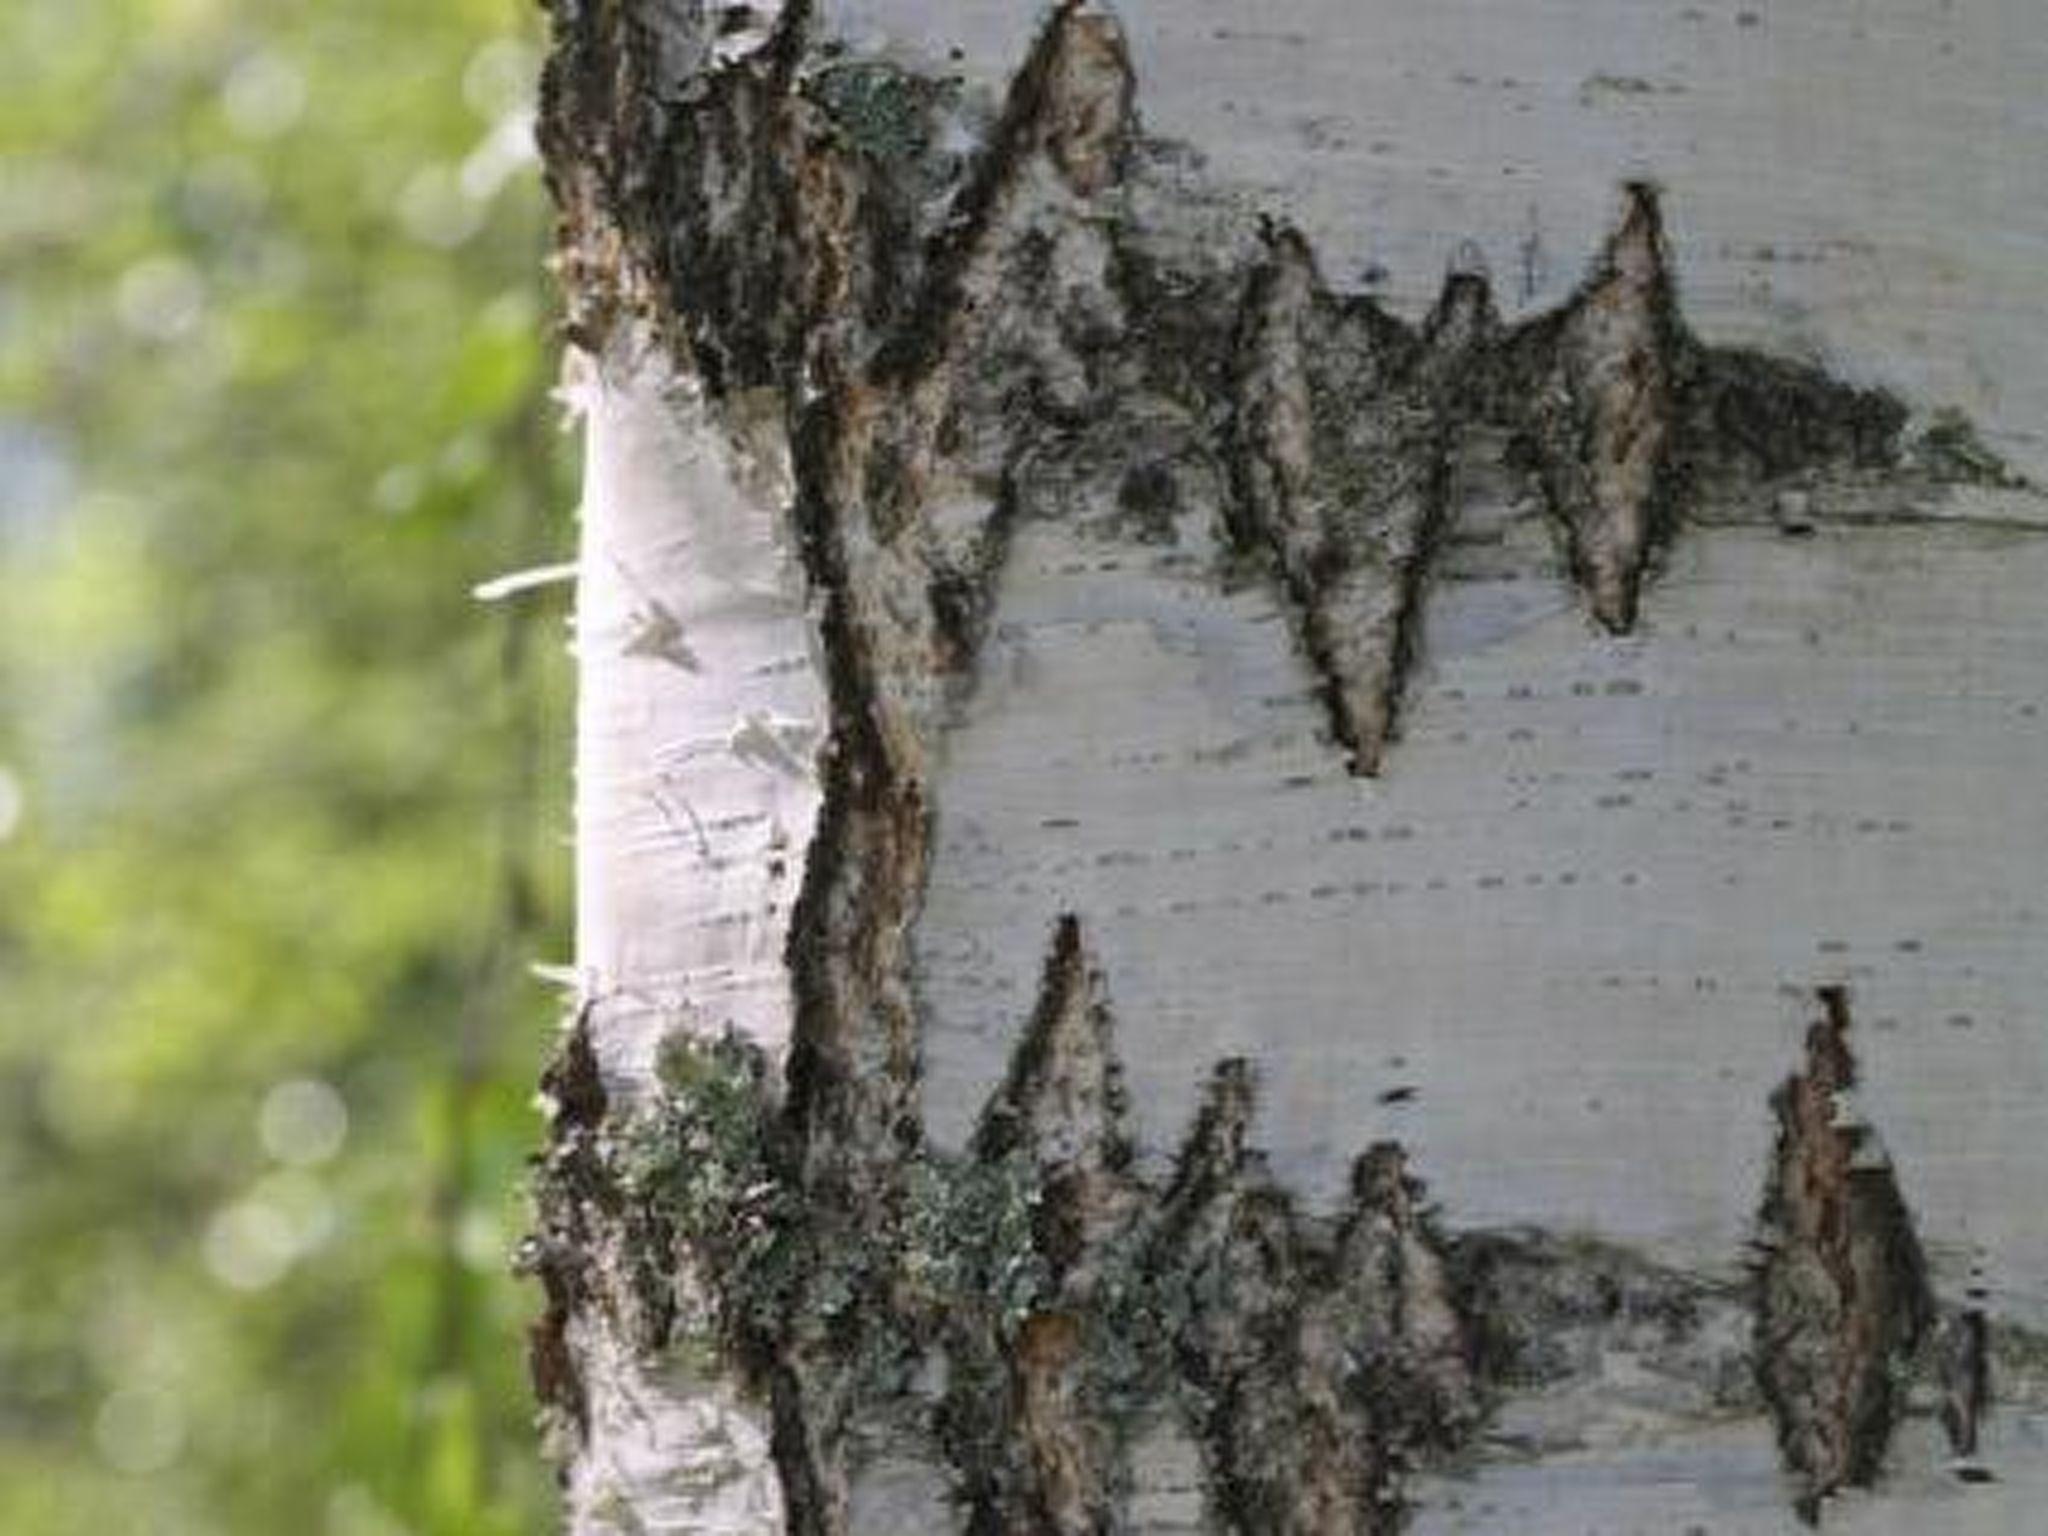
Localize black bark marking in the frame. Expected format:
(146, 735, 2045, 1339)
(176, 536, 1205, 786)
(874, 1, 1135, 391)
(1153, 1062, 1343, 1533)
(1939, 1301, 1992, 1470)
(517, 1011, 617, 1462)
(770, 11, 1145, 1522)
(542, 0, 1950, 788)
(1230, 225, 1432, 776)
(932, 926, 1490, 1535)
(1330, 1145, 1480, 1460)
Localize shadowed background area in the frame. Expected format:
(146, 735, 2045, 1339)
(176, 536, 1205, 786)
(0, 1, 572, 1530)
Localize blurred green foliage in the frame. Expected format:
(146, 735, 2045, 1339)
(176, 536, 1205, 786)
(0, 1, 574, 1531)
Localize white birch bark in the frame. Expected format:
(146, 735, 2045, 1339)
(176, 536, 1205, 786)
(528, 3, 2048, 1531)
(554, 337, 819, 1531)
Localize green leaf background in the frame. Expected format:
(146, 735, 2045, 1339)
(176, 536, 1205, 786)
(1, 2, 575, 1530)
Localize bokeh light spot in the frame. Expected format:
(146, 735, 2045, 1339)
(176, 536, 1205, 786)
(456, 1208, 503, 1272)
(462, 38, 539, 122)
(394, 166, 481, 249)
(255, 1168, 340, 1261)
(93, 1386, 186, 1475)
(116, 256, 206, 342)
(258, 1077, 348, 1166)
(202, 1199, 298, 1292)
(221, 53, 307, 140)
(459, 111, 538, 203)
(0, 765, 23, 840)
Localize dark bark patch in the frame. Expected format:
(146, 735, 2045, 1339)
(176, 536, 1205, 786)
(1752, 986, 1934, 1523)
(517, 1011, 611, 1460)
(1144, 1066, 1479, 1534)
(1939, 1303, 1992, 1467)
(1508, 183, 1677, 634)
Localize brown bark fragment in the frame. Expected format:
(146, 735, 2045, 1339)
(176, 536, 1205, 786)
(1753, 986, 1934, 1523)
(976, 915, 1139, 1282)
(1152, 1067, 1475, 1534)
(1010, 1311, 1105, 1536)
(1332, 1145, 1478, 1458)
(1515, 183, 1676, 634)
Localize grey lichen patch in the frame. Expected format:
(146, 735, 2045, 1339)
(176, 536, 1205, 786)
(573, 1026, 1055, 1491)
(627, 1032, 794, 1358)
(806, 58, 959, 168)
(530, 940, 1129, 1529)
(528, 953, 2006, 1534)
(570, 924, 1484, 1534)
(769, 14, 1148, 1515)
(1752, 987, 1934, 1524)
(521, 1016, 802, 1468)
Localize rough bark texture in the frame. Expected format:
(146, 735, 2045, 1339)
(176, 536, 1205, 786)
(1751, 988, 1933, 1523)
(529, 3, 2048, 1531)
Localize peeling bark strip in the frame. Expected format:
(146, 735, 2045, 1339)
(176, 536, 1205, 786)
(530, 3, 2033, 1532)
(1753, 987, 1934, 1524)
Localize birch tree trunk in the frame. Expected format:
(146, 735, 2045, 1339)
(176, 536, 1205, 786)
(522, 3, 2048, 1532)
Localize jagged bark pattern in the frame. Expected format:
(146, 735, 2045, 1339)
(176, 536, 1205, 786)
(527, 4, 2015, 1530)
(1753, 988, 1934, 1523)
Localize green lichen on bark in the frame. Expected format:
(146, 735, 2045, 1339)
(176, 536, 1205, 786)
(571, 922, 1488, 1534)
(807, 58, 965, 168)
